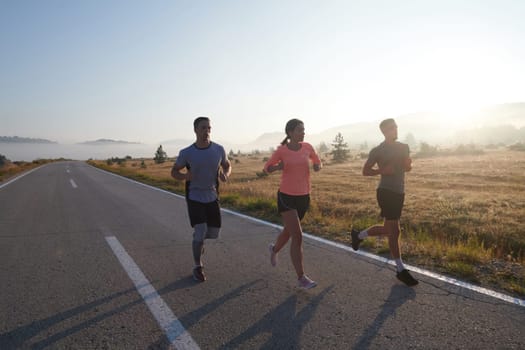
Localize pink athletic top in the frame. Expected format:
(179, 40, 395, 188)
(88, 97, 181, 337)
(264, 142, 321, 195)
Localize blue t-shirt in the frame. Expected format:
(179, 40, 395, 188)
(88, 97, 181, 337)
(174, 142, 227, 203)
(367, 141, 410, 194)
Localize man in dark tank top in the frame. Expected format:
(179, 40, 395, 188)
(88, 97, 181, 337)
(351, 118, 418, 286)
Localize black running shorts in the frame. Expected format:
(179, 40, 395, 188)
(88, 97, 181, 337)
(376, 188, 405, 220)
(277, 191, 310, 220)
(186, 198, 221, 228)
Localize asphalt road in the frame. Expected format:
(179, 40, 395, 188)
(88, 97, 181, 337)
(0, 161, 523, 349)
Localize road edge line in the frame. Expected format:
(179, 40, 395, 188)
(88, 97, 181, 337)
(92, 164, 525, 308)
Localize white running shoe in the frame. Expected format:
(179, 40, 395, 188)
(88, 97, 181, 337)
(269, 243, 277, 267)
(298, 275, 317, 289)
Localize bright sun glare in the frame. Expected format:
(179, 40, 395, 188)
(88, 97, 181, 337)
(402, 46, 509, 126)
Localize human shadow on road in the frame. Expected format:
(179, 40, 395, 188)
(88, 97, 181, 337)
(0, 275, 201, 349)
(1, 277, 280, 349)
(218, 286, 334, 350)
(0, 286, 139, 349)
(29, 276, 204, 349)
(177, 279, 263, 329)
(353, 284, 416, 350)
(143, 279, 265, 349)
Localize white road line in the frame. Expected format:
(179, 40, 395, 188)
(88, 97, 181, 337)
(222, 208, 525, 307)
(105, 236, 200, 350)
(91, 165, 525, 307)
(0, 166, 43, 190)
(69, 179, 78, 188)
(308, 233, 525, 307)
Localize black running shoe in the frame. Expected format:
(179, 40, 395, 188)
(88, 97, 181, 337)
(351, 228, 363, 251)
(193, 266, 206, 282)
(396, 269, 418, 286)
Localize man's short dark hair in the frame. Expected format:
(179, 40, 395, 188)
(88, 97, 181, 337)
(379, 118, 396, 132)
(194, 116, 210, 130)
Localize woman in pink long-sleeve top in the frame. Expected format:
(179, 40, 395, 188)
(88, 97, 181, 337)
(263, 118, 322, 289)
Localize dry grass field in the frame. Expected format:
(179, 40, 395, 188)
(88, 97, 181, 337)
(89, 149, 523, 297)
(0, 159, 55, 182)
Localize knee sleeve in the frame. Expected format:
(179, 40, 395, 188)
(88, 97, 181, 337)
(205, 227, 221, 239)
(193, 223, 207, 242)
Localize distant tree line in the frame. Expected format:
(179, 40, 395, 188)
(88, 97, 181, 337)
(0, 136, 56, 144)
(508, 142, 525, 152)
(415, 143, 485, 158)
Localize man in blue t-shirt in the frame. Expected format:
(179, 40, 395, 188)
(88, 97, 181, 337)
(171, 116, 232, 282)
(351, 118, 418, 286)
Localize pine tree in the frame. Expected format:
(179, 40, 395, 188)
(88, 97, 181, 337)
(0, 154, 7, 167)
(331, 133, 350, 163)
(154, 145, 168, 164)
(317, 142, 329, 154)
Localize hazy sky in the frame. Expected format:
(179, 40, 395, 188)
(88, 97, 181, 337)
(1, 0, 524, 145)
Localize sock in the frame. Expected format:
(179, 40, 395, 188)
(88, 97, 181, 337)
(395, 258, 405, 272)
(358, 230, 368, 240)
